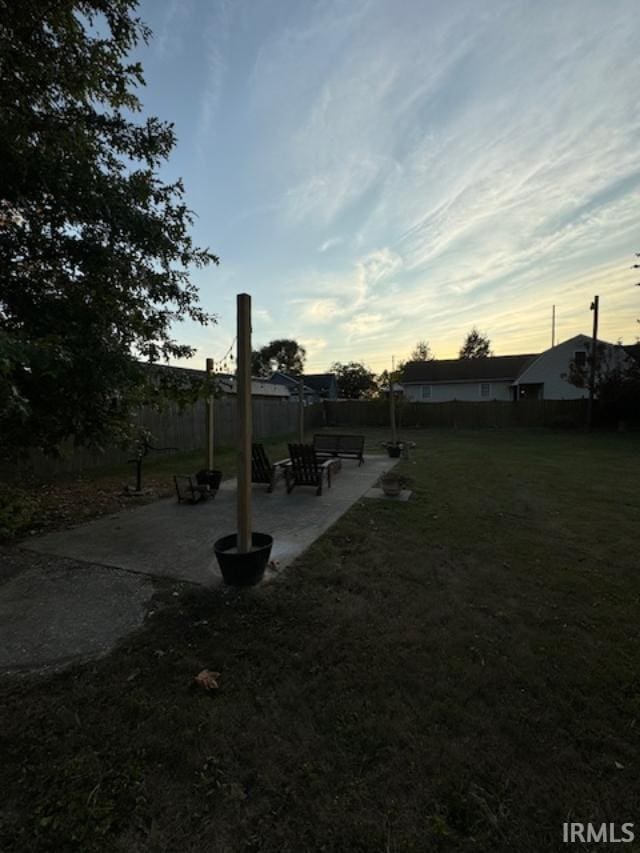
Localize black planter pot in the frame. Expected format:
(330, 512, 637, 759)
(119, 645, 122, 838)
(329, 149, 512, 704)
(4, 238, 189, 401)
(214, 532, 273, 586)
(381, 477, 402, 497)
(196, 469, 223, 492)
(386, 445, 402, 458)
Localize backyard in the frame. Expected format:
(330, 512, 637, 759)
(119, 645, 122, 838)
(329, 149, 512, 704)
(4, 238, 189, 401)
(1, 428, 639, 852)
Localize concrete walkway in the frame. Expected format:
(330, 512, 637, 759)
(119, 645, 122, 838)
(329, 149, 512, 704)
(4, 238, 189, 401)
(2, 456, 391, 673)
(23, 455, 391, 585)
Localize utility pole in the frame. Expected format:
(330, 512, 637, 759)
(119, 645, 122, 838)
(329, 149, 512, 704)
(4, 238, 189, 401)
(587, 295, 599, 431)
(551, 305, 556, 348)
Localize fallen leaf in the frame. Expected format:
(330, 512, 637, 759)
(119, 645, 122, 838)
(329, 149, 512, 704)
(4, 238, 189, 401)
(194, 669, 221, 690)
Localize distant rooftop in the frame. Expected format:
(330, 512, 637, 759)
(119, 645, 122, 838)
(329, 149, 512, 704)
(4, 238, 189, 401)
(403, 354, 539, 384)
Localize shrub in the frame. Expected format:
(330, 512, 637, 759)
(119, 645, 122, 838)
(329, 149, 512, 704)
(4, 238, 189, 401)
(0, 489, 40, 539)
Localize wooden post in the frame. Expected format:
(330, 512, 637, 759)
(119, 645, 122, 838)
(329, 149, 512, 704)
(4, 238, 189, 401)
(390, 358, 397, 444)
(298, 376, 305, 443)
(587, 295, 599, 431)
(206, 357, 214, 469)
(237, 294, 252, 553)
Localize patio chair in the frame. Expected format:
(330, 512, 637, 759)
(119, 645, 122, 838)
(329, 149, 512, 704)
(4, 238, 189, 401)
(285, 443, 334, 496)
(174, 474, 209, 504)
(251, 443, 290, 492)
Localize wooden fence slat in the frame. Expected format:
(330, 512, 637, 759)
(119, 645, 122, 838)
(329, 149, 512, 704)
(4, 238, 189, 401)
(4, 399, 325, 480)
(322, 399, 588, 431)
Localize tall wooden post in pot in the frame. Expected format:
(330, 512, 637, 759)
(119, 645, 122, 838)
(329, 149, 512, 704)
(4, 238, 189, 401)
(390, 357, 397, 445)
(213, 293, 274, 584)
(206, 357, 214, 470)
(237, 293, 252, 553)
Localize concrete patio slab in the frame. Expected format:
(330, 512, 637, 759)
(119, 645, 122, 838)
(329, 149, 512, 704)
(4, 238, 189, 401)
(362, 488, 413, 502)
(23, 455, 394, 586)
(0, 553, 153, 674)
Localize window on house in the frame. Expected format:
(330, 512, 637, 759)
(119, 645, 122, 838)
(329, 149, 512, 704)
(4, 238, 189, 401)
(480, 383, 491, 398)
(422, 385, 432, 399)
(574, 350, 587, 367)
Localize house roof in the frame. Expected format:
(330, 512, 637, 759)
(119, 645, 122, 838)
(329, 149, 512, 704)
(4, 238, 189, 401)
(402, 354, 539, 384)
(267, 371, 299, 387)
(217, 376, 290, 397)
(301, 373, 336, 393)
(267, 371, 336, 395)
(146, 364, 289, 397)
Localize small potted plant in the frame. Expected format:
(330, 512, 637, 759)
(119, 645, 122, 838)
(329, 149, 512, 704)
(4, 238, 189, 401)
(380, 470, 402, 496)
(379, 471, 413, 497)
(381, 440, 403, 458)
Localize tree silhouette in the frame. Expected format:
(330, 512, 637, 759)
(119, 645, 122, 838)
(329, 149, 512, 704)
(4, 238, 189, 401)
(331, 361, 377, 399)
(459, 328, 493, 359)
(0, 2, 217, 459)
(409, 340, 434, 361)
(252, 339, 306, 376)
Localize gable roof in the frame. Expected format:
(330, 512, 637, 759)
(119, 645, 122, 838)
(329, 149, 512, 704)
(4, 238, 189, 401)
(267, 371, 337, 395)
(146, 364, 289, 397)
(302, 373, 337, 393)
(402, 354, 539, 384)
(267, 371, 299, 387)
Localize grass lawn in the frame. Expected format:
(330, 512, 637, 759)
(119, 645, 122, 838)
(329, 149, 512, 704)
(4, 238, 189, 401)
(1, 428, 639, 852)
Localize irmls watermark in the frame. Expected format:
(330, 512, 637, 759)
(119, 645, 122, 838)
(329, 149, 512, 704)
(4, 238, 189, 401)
(563, 823, 635, 844)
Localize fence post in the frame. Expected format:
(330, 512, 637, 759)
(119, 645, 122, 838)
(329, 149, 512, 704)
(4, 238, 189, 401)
(298, 377, 305, 443)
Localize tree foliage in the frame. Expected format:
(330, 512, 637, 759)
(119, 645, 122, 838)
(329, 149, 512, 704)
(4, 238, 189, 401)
(0, 1, 217, 459)
(376, 366, 404, 394)
(565, 342, 640, 418)
(331, 361, 377, 399)
(409, 340, 434, 361)
(251, 339, 306, 377)
(459, 328, 493, 359)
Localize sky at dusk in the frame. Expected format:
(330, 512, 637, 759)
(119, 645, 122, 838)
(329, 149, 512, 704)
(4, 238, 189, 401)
(134, 0, 640, 374)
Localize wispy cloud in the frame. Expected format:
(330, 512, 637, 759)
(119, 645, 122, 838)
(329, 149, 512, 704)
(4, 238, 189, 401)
(149, 0, 640, 366)
(318, 237, 342, 253)
(253, 308, 273, 324)
(154, 0, 194, 58)
(194, 0, 233, 162)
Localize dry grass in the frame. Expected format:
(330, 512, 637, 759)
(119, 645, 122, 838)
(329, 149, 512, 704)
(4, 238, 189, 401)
(1, 428, 639, 852)
(0, 433, 299, 541)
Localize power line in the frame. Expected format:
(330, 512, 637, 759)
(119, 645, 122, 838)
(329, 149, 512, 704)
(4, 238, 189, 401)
(218, 336, 237, 362)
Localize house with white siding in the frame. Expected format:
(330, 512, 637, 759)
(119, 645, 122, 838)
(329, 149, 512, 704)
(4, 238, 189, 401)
(402, 335, 632, 402)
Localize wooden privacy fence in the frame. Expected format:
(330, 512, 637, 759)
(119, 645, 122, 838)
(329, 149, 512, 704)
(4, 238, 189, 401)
(5, 399, 325, 480)
(323, 398, 589, 430)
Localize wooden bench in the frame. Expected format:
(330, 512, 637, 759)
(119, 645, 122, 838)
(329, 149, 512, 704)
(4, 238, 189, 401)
(313, 433, 365, 466)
